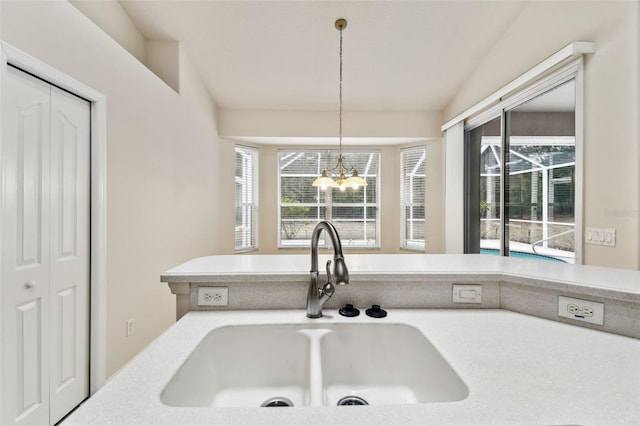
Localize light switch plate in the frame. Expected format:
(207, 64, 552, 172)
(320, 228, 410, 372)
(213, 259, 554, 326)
(585, 227, 616, 247)
(452, 284, 482, 304)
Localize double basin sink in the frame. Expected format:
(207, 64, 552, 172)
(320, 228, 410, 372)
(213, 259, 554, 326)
(161, 322, 468, 408)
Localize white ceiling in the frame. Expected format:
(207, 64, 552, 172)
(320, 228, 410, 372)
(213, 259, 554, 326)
(118, 0, 528, 112)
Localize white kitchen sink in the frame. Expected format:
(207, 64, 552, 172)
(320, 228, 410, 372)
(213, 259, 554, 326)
(161, 322, 467, 408)
(161, 324, 311, 407)
(321, 323, 469, 405)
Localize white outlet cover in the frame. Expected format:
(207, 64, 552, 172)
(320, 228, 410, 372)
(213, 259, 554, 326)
(126, 318, 135, 336)
(198, 287, 229, 306)
(558, 295, 604, 325)
(452, 284, 482, 304)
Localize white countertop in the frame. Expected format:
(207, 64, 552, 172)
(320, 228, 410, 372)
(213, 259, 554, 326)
(64, 309, 640, 426)
(161, 254, 640, 299)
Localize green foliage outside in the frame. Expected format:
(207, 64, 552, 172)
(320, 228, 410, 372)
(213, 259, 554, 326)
(480, 200, 490, 218)
(281, 197, 310, 239)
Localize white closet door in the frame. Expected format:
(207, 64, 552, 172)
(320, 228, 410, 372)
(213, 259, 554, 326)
(49, 85, 90, 424)
(2, 66, 52, 426)
(1, 66, 90, 425)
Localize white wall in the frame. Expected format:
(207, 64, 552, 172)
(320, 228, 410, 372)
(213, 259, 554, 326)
(443, 1, 640, 269)
(1, 1, 223, 376)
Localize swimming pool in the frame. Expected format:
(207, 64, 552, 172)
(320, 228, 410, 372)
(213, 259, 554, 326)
(480, 248, 567, 263)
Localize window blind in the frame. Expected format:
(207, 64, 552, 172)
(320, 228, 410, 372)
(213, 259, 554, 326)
(278, 150, 379, 248)
(235, 145, 258, 251)
(400, 146, 426, 250)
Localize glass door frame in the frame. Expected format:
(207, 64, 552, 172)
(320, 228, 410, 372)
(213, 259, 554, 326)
(463, 58, 585, 263)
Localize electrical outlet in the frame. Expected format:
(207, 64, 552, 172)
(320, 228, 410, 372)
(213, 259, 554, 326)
(582, 306, 594, 317)
(558, 296, 604, 325)
(198, 287, 229, 306)
(126, 318, 135, 336)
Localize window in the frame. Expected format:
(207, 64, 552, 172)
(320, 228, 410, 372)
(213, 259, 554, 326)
(235, 145, 258, 251)
(465, 77, 578, 263)
(278, 150, 379, 248)
(400, 146, 426, 250)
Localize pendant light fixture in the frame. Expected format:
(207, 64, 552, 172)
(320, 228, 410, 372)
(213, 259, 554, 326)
(312, 18, 368, 191)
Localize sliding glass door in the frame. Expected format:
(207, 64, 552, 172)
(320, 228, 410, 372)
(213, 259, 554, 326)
(465, 79, 577, 263)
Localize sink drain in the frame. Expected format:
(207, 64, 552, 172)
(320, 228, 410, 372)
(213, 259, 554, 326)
(260, 397, 294, 407)
(337, 396, 369, 406)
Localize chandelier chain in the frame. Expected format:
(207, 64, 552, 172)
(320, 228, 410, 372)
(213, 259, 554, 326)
(339, 24, 343, 159)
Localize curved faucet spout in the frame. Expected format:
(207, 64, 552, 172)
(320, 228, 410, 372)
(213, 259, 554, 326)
(307, 221, 349, 318)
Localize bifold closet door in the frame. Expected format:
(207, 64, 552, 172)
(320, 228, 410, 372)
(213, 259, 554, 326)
(1, 66, 90, 426)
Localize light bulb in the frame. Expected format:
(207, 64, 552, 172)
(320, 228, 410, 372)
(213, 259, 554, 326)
(320, 184, 328, 190)
(340, 185, 347, 192)
(352, 184, 359, 190)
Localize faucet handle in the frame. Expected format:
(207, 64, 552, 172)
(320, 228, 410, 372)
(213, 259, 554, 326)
(322, 282, 335, 298)
(320, 259, 335, 299)
(325, 259, 333, 285)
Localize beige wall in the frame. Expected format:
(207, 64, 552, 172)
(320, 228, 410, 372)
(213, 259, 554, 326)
(425, 139, 446, 253)
(68, 0, 145, 63)
(1, 1, 224, 376)
(443, 1, 640, 269)
(219, 109, 441, 140)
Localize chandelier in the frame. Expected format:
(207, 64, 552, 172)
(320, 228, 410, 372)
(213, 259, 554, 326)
(312, 18, 367, 191)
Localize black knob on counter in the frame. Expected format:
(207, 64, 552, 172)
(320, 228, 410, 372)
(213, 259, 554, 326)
(339, 303, 360, 317)
(365, 304, 387, 318)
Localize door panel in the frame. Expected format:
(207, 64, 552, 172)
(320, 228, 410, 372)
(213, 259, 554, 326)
(2, 66, 51, 426)
(55, 287, 76, 389)
(49, 86, 90, 424)
(505, 81, 576, 262)
(17, 103, 45, 268)
(16, 299, 43, 421)
(55, 112, 79, 258)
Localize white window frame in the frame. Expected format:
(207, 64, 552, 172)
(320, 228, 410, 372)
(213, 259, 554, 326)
(400, 145, 426, 251)
(277, 149, 380, 249)
(235, 145, 258, 252)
